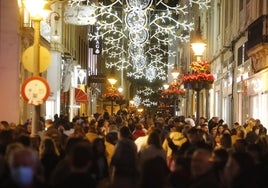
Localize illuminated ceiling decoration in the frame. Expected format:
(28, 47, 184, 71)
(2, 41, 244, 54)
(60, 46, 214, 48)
(133, 95, 142, 107)
(137, 87, 154, 96)
(142, 99, 158, 107)
(136, 87, 160, 107)
(64, 0, 210, 82)
(64, 1, 97, 25)
(133, 94, 157, 107)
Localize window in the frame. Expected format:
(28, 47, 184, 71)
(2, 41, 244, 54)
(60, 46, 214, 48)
(239, 0, 244, 11)
(237, 43, 249, 66)
(230, 0, 233, 23)
(225, 1, 229, 27)
(259, 0, 263, 16)
(223, 95, 232, 126)
(217, 3, 221, 36)
(250, 92, 268, 130)
(237, 92, 243, 124)
(215, 91, 220, 117)
(238, 46, 243, 66)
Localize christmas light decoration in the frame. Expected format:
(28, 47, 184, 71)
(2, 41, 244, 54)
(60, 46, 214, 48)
(133, 95, 142, 107)
(142, 99, 158, 107)
(137, 87, 154, 96)
(65, 0, 210, 81)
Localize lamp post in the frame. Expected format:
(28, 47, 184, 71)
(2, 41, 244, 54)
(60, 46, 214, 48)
(23, 0, 50, 137)
(191, 17, 206, 60)
(190, 17, 206, 121)
(171, 63, 180, 116)
(171, 61, 180, 80)
(107, 68, 118, 115)
(137, 106, 144, 118)
(32, 17, 41, 137)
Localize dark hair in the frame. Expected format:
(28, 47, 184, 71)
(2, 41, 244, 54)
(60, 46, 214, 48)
(147, 131, 162, 149)
(64, 137, 87, 155)
(115, 116, 123, 125)
(219, 119, 224, 125)
(0, 121, 9, 128)
(252, 125, 259, 132)
(17, 133, 31, 147)
(92, 138, 105, 156)
(119, 126, 133, 140)
(213, 148, 228, 165)
(139, 156, 170, 188)
(231, 152, 255, 173)
(97, 119, 105, 128)
(212, 148, 228, 172)
(220, 133, 232, 149)
(70, 141, 92, 168)
(103, 111, 110, 120)
(187, 127, 199, 135)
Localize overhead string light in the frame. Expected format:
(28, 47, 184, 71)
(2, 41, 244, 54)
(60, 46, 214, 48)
(136, 87, 159, 107)
(137, 87, 154, 96)
(64, 0, 210, 81)
(142, 99, 158, 107)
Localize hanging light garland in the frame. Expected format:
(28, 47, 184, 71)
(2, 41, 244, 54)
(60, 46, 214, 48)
(136, 87, 160, 107)
(137, 87, 154, 96)
(65, 0, 210, 81)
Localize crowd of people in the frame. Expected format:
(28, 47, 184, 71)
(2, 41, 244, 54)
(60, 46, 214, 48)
(0, 111, 268, 188)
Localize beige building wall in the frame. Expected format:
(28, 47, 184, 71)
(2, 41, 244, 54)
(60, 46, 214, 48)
(0, 0, 20, 123)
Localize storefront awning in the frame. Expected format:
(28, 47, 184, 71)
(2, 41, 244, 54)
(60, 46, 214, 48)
(75, 88, 88, 103)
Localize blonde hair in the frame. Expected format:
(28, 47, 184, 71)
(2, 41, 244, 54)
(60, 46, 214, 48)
(245, 118, 256, 133)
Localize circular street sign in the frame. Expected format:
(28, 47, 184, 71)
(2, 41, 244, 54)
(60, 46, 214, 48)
(22, 45, 51, 73)
(21, 76, 50, 105)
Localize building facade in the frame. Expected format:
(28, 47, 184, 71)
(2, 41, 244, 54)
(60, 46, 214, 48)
(207, 0, 268, 127)
(0, 0, 93, 124)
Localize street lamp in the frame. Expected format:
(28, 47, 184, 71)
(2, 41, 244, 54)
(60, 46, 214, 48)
(118, 86, 123, 93)
(137, 106, 144, 118)
(191, 17, 206, 59)
(191, 34, 206, 58)
(190, 17, 206, 121)
(171, 61, 180, 80)
(23, 0, 51, 137)
(107, 68, 118, 86)
(170, 61, 180, 116)
(163, 83, 169, 90)
(107, 68, 118, 115)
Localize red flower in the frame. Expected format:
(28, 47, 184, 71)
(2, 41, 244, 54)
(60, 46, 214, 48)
(190, 60, 211, 73)
(103, 92, 123, 101)
(169, 81, 182, 88)
(182, 73, 214, 83)
(161, 89, 186, 95)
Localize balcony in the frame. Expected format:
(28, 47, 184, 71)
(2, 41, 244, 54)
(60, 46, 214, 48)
(247, 15, 268, 73)
(247, 15, 268, 50)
